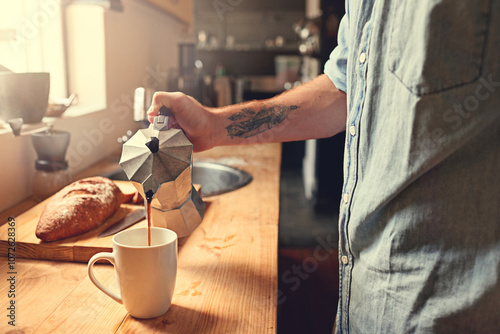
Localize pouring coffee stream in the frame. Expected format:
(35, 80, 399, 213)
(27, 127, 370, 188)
(143, 108, 167, 247)
(119, 105, 205, 241)
(145, 190, 154, 247)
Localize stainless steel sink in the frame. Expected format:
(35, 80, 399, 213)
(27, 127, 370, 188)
(104, 161, 252, 197)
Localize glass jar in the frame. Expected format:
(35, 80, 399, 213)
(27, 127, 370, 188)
(32, 160, 71, 202)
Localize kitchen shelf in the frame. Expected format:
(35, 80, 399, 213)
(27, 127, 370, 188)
(197, 45, 300, 53)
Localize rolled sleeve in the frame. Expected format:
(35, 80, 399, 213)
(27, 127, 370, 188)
(324, 12, 349, 93)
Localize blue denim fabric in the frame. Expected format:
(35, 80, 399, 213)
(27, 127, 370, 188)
(324, 0, 500, 333)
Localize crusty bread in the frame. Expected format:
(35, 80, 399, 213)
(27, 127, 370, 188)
(36, 177, 124, 242)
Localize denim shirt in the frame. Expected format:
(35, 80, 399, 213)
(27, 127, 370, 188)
(324, 0, 500, 333)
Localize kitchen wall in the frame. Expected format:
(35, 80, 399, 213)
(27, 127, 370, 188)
(0, 0, 193, 212)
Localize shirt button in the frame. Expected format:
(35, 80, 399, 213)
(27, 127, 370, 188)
(359, 52, 367, 64)
(341, 256, 348, 265)
(349, 125, 356, 136)
(343, 193, 349, 204)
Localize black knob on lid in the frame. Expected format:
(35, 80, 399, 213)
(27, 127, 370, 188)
(145, 137, 159, 153)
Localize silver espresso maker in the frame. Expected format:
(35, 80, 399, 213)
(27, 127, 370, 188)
(119, 106, 205, 237)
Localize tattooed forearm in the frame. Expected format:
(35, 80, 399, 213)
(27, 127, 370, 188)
(228, 108, 256, 121)
(226, 104, 299, 139)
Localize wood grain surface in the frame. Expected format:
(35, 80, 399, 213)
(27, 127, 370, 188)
(0, 143, 281, 333)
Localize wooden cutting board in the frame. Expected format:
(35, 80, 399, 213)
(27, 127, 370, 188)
(0, 181, 147, 263)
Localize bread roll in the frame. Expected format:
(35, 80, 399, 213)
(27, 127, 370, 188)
(36, 177, 124, 242)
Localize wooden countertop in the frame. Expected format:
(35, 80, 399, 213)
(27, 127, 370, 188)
(0, 143, 281, 333)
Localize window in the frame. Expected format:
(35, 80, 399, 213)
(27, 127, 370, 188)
(0, 0, 67, 99)
(0, 0, 108, 115)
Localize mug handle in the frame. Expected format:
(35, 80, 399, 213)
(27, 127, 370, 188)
(87, 252, 123, 304)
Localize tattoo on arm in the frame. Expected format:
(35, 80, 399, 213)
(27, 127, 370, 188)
(226, 104, 299, 139)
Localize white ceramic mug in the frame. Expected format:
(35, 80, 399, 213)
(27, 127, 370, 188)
(88, 227, 177, 319)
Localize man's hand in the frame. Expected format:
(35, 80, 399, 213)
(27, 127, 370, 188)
(147, 92, 215, 152)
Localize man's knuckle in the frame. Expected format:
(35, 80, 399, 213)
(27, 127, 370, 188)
(173, 93, 190, 108)
(152, 91, 162, 102)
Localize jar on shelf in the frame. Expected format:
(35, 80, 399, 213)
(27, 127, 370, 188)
(32, 160, 71, 202)
(31, 130, 71, 202)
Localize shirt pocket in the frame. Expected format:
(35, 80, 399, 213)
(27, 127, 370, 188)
(387, 0, 492, 96)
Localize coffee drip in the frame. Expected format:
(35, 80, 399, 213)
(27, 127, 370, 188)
(145, 190, 154, 246)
